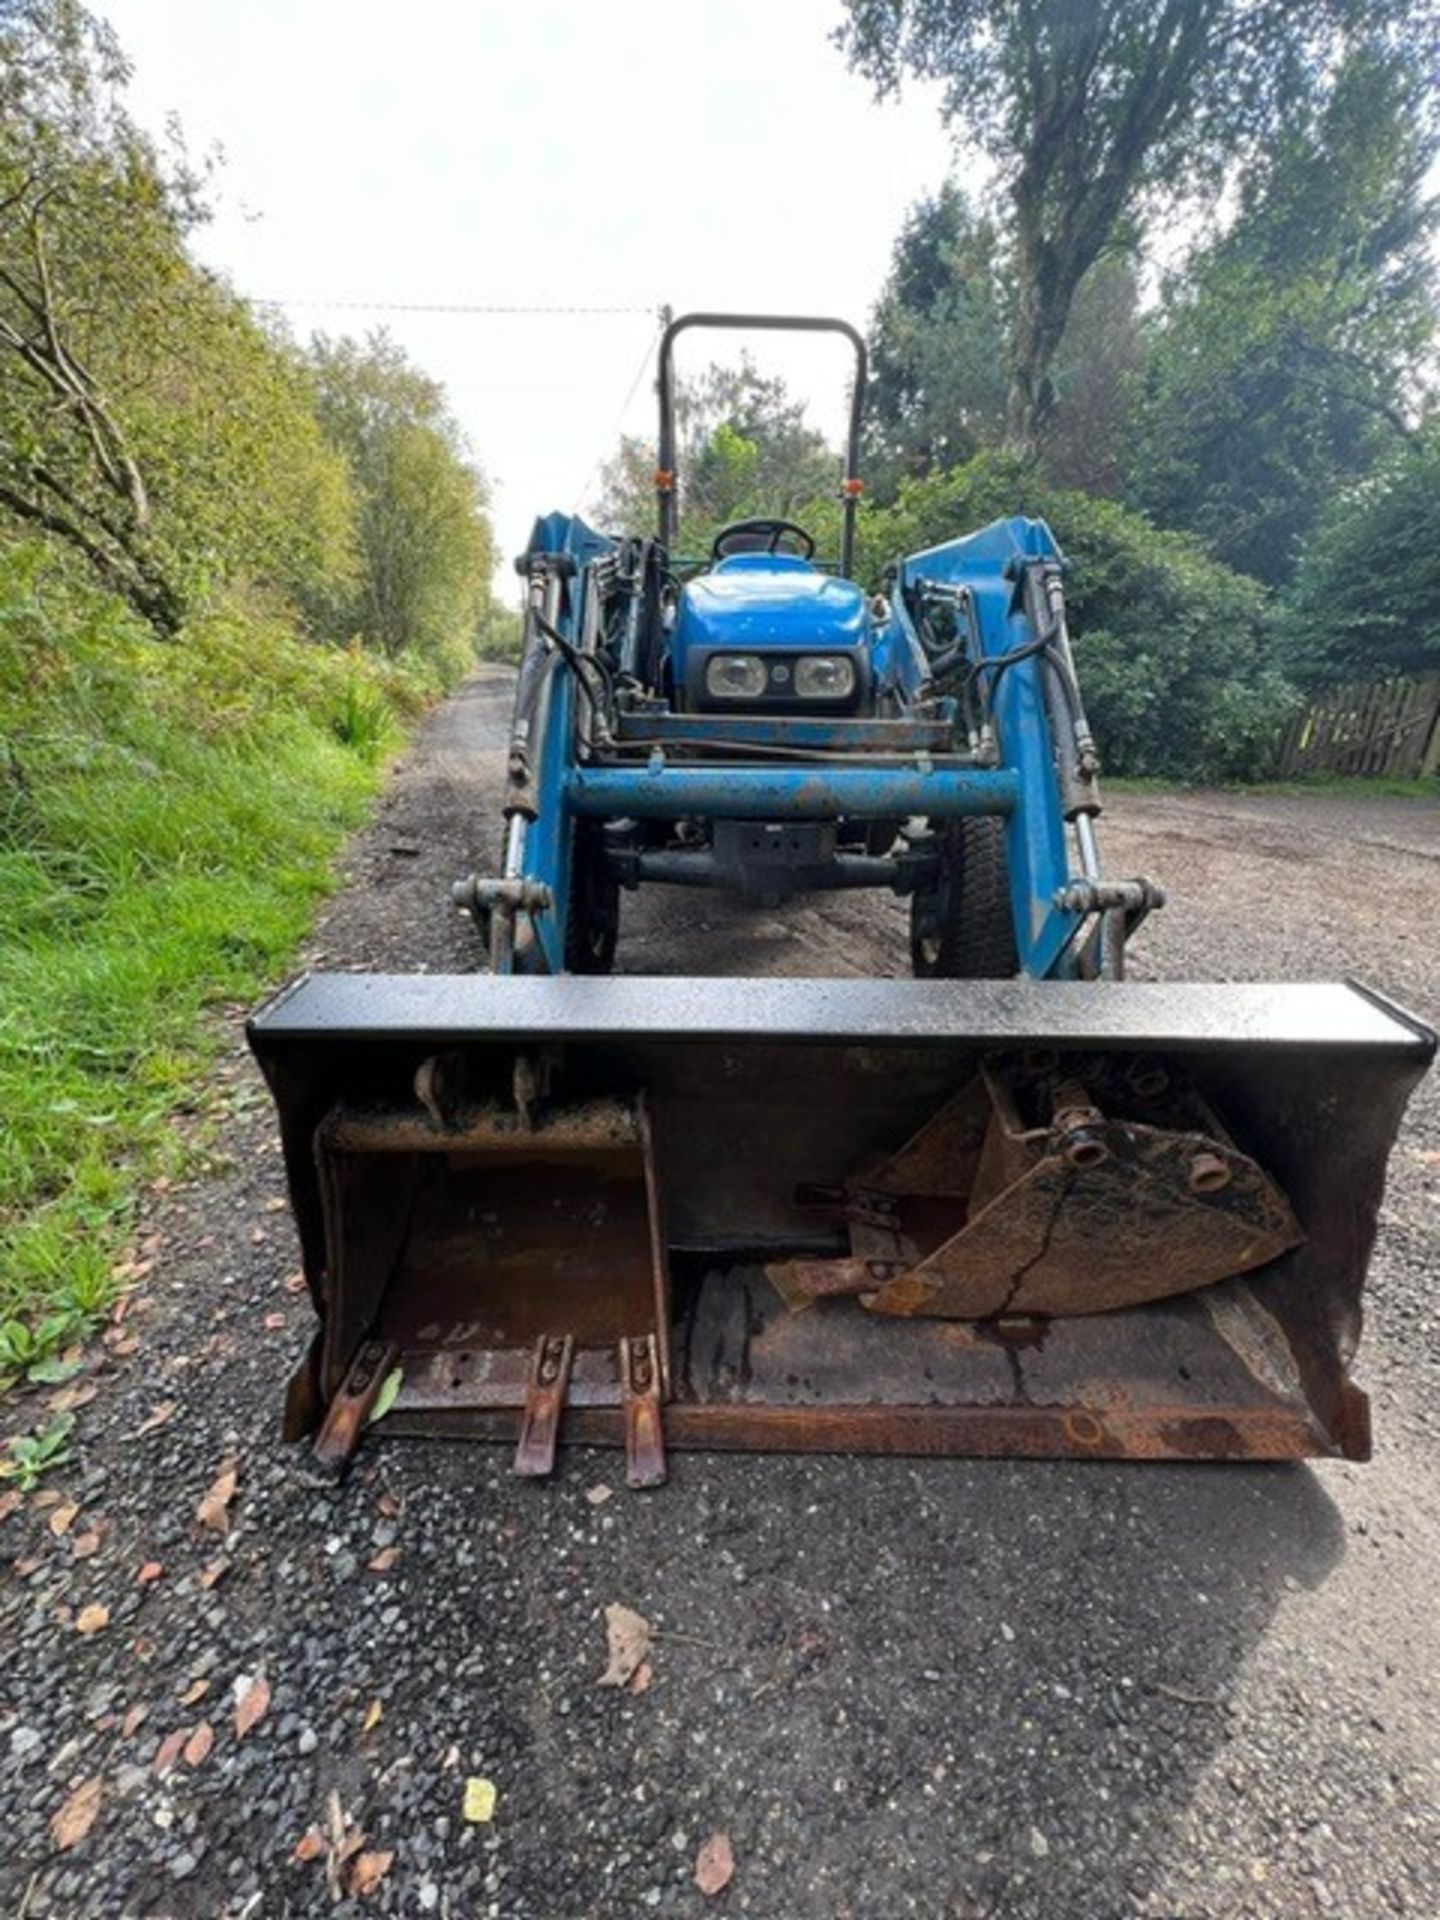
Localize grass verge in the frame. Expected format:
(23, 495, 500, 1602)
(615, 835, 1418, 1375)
(1107, 773, 1436, 800)
(0, 542, 435, 1399)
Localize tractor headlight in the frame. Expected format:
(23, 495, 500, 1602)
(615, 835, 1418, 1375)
(794, 655, 857, 701)
(705, 653, 768, 700)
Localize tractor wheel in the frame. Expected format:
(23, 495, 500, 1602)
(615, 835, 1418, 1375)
(564, 820, 620, 974)
(909, 817, 1018, 979)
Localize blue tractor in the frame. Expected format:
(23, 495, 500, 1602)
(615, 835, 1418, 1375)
(458, 312, 1158, 986)
(249, 313, 1433, 1489)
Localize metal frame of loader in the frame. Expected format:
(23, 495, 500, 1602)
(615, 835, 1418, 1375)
(454, 313, 1159, 984)
(247, 311, 1436, 1489)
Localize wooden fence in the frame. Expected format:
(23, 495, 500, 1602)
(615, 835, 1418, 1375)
(1275, 670, 1440, 780)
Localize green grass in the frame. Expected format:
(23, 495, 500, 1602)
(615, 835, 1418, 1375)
(1107, 772, 1436, 799)
(0, 543, 427, 1397)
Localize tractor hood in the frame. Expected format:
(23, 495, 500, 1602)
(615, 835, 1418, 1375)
(672, 554, 869, 661)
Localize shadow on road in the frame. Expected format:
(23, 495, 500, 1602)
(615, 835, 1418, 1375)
(352, 1439, 1346, 1918)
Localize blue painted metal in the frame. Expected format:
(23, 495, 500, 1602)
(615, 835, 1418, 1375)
(567, 764, 1020, 822)
(884, 516, 1082, 978)
(512, 513, 614, 977)
(670, 553, 869, 684)
(868, 582, 932, 704)
(503, 507, 1083, 982)
(611, 706, 958, 750)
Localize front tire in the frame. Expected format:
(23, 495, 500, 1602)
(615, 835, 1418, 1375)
(564, 820, 620, 974)
(909, 817, 1018, 979)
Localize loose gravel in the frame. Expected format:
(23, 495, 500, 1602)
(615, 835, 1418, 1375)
(2, 669, 1436, 1919)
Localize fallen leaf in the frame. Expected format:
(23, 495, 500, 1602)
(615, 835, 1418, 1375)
(694, 1831, 735, 1897)
(597, 1603, 652, 1688)
(136, 1401, 177, 1437)
(366, 1368, 403, 1426)
(71, 1529, 101, 1559)
(586, 1483, 613, 1507)
(235, 1672, 270, 1738)
(50, 1381, 98, 1413)
(361, 1698, 383, 1734)
(49, 1501, 80, 1537)
(183, 1722, 213, 1767)
(121, 1703, 148, 1737)
(629, 1660, 653, 1696)
(348, 1849, 395, 1897)
(368, 1547, 398, 1573)
(462, 1776, 497, 1824)
(51, 1776, 103, 1850)
(31, 1490, 63, 1509)
(376, 1491, 402, 1518)
(264, 1196, 287, 1213)
(293, 1826, 326, 1863)
(0, 1489, 24, 1522)
(152, 1728, 187, 1773)
(179, 1678, 209, 1707)
(262, 1310, 286, 1331)
(75, 1603, 109, 1635)
(137, 1561, 163, 1585)
(198, 1555, 230, 1590)
(14, 1554, 41, 1576)
(196, 1458, 238, 1532)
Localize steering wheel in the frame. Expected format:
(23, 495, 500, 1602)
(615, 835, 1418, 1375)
(710, 517, 816, 563)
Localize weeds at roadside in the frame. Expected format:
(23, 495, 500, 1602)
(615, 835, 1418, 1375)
(0, 544, 438, 1384)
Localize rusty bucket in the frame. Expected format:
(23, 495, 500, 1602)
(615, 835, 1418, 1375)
(249, 974, 1434, 1481)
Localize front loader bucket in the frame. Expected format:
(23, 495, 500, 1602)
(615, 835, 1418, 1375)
(248, 975, 1433, 1475)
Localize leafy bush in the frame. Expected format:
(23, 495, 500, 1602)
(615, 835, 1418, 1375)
(1280, 426, 1440, 686)
(862, 452, 1298, 780)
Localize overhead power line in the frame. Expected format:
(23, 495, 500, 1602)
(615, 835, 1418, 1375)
(252, 297, 661, 317)
(573, 317, 666, 515)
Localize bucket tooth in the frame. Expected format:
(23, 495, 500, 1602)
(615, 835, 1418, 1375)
(512, 1333, 575, 1478)
(620, 1333, 667, 1489)
(311, 1338, 399, 1481)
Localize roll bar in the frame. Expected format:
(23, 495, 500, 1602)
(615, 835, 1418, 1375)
(655, 312, 868, 580)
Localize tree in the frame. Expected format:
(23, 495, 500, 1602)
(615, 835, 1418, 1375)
(1126, 46, 1438, 585)
(1281, 427, 1440, 685)
(1040, 249, 1143, 497)
(865, 185, 1144, 499)
(307, 332, 497, 673)
(594, 357, 838, 551)
(836, 0, 1439, 455)
(0, 0, 355, 631)
(864, 184, 1010, 495)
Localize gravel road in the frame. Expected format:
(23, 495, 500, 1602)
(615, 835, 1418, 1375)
(3, 666, 1437, 1920)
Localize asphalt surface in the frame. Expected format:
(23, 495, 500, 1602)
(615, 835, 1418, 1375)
(3, 666, 1437, 1919)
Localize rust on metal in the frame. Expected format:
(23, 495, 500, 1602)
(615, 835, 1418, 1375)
(774, 1059, 1304, 1321)
(245, 977, 1435, 1471)
(620, 1332, 667, 1488)
(311, 1338, 400, 1480)
(513, 1333, 575, 1477)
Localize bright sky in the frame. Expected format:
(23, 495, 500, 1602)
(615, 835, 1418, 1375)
(102, 0, 955, 591)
